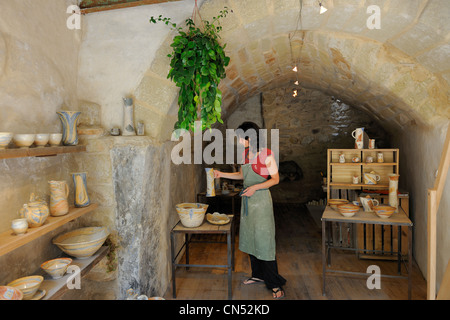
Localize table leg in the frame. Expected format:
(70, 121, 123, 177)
(322, 219, 326, 296)
(327, 221, 331, 266)
(227, 231, 232, 300)
(408, 226, 412, 300)
(185, 233, 189, 270)
(170, 232, 176, 299)
(231, 221, 235, 271)
(398, 226, 402, 274)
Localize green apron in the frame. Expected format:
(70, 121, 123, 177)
(239, 163, 276, 261)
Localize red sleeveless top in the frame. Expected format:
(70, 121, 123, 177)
(243, 148, 273, 179)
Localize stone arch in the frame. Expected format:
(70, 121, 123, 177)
(133, 0, 449, 141)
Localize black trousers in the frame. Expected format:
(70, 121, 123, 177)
(249, 254, 286, 290)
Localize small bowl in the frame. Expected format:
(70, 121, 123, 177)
(373, 205, 396, 219)
(0, 132, 14, 149)
(0, 286, 23, 300)
(40, 258, 72, 279)
(34, 133, 50, 147)
(49, 133, 63, 146)
(328, 199, 349, 211)
(11, 218, 28, 235)
(7, 275, 43, 300)
(13, 134, 35, 148)
(337, 203, 360, 217)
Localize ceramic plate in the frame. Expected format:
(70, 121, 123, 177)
(206, 213, 230, 225)
(31, 289, 46, 300)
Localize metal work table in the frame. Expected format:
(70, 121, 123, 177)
(170, 215, 235, 300)
(321, 206, 413, 299)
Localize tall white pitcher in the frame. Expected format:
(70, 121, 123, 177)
(352, 127, 365, 149)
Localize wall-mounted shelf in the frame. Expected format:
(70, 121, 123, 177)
(0, 204, 98, 257)
(0, 145, 86, 160)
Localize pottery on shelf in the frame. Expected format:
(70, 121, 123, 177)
(0, 286, 23, 300)
(11, 218, 28, 235)
(0, 132, 13, 149)
(363, 171, 380, 185)
(7, 276, 43, 300)
(122, 98, 136, 136)
(19, 193, 49, 228)
(71, 172, 90, 208)
(388, 174, 400, 212)
(13, 134, 35, 148)
(328, 199, 349, 211)
(34, 133, 49, 147)
(57, 111, 81, 146)
(337, 203, 359, 217)
(40, 258, 72, 279)
(52, 227, 109, 259)
(49, 133, 63, 146)
(49, 180, 70, 216)
(373, 205, 396, 219)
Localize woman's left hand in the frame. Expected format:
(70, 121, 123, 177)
(242, 185, 259, 197)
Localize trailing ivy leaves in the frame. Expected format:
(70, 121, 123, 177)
(150, 8, 230, 132)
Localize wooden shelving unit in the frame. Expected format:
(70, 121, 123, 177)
(0, 204, 98, 257)
(0, 145, 86, 160)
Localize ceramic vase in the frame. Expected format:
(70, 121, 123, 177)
(388, 174, 400, 213)
(57, 111, 81, 146)
(49, 180, 70, 216)
(123, 98, 136, 136)
(352, 127, 364, 149)
(205, 168, 215, 197)
(71, 173, 90, 208)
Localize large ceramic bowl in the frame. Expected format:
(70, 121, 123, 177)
(0, 132, 13, 149)
(13, 134, 35, 148)
(337, 203, 360, 217)
(7, 276, 43, 300)
(328, 199, 349, 211)
(34, 133, 50, 147)
(0, 286, 23, 300)
(52, 227, 109, 259)
(373, 205, 396, 219)
(176, 203, 208, 228)
(40, 258, 72, 279)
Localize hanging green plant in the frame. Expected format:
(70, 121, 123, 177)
(150, 6, 231, 132)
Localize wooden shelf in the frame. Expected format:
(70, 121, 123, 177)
(329, 183, 389, 188)
(38, 246, 109, 300)
(330, 162, 396, 166)
(0, 145, 86, 160)
(0, 204, 98, 257)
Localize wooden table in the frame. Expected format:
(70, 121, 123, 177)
(321, 206, 413, 299)
(170, 215, 235, 300)
(197, 191, 240, 216)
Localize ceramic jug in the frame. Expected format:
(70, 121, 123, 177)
(122, 98, 136, 136)
(352, 127, 364, 149)
(57, 111, 81, 146)
(360, 196, 380, 212)
(19, 193, 49, 228)
(205, 168, 216, 197)
(363, 171, 381, 185)
(388, 174, 400, 212)
(49, 180, 70, 217)
(72, 172, 90, 208)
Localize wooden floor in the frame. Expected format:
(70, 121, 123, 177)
(164, 203, 427, 300)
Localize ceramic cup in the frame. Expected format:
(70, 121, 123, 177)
(366, 156, 374, 163)
(11, 219, 28, 235)
(49, 133, 63, 146)
(369, 139, 376, 149)
(110, 128, 121, 136)
(35, 134, 50, 147)
(377, 152, 384, 163)
(352, 175, 359, 184)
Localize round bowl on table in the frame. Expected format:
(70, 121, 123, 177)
(52, 227, 109, 259)
(373, 205, 396, 219)
(337, 203, 360, 217)
(34, 133, 50, 147)
(13, 134, 35, 148)
(328, 199, 349, 211)
(176, 203, 208, 228)
(40, 258, 72, 279)
(7, 275, 43, 300)
(0, 286, 23, 300)
(0, 132, 14, 149)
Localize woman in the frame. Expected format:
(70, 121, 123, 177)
(214, 122, 286, 299)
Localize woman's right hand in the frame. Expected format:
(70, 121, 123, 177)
(213, 170, 222, 178)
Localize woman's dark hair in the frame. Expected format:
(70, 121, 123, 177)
(237, 122, 265, 153)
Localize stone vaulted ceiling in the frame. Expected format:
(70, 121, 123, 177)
(136, 0, 449, 138)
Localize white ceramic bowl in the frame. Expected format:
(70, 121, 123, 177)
(49, 133, 63, 146)
(40, 258, 72, 279)
(13, 134, 35, 148)
(11, 218, 28, 235)
(0, 132, 13, 149)
(34, 134, 50, 147)
(0, 286, 23, 300)
(52, 227, 109, 259)
(176, 203, 208, 228)
(7, 276, 43, 300)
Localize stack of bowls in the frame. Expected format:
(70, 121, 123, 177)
(337, 203, 360, 217)
(7, 275, 43, 300)
(373, 205, 396, 219)
(328, 199, 349, 211)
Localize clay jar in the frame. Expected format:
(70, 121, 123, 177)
(20, 193, 49, 228)
(49, 181, 70, 216)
